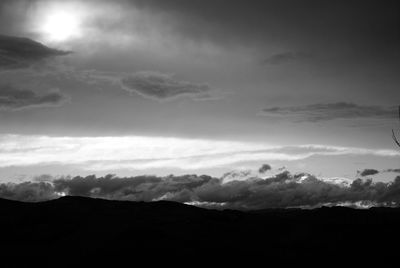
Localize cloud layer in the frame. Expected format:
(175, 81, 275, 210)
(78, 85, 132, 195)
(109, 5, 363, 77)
(358, 168, 400, 177)
(56, 68, 223, 102)
(2, 168, 400, 210)
(121, 71, 217, 101)
(0, 35, 70, 70)
(262, 102, 397, 122)
(0, 135, 398, 171)
(0, 85, 68, 110)
(359, 169, 379, 177)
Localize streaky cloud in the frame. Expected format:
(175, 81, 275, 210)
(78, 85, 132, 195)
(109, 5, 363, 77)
(0, 84, 69, 110)
(53, 69, 225, 102)
(0, 35, 71, 71)
(358, 169, 379, 177)
(121, 71, 219, 101)
(0, 135, 398, 170)
(261, 102, 397, 122)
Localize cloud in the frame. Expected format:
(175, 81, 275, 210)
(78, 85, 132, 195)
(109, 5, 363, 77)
(261, 102, 397, 122)
(60, 69, 224, 101)
(358, 169, 379, 177)
(0, 135, 398, 170)
(120, 71, 219, 101)
(355, 168, 400, 177)
(51, 174, 215, 202)
(262, 52, 312, 65)
(0, 35, 71, 70)
(258, 164, 272, 173)
(385, 169, 400, 173)
(0, 181, 59, 202)
(0, 85, 69, 111)
(2, 166, 400, 209)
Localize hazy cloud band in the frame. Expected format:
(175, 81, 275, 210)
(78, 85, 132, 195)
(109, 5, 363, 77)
(0, 135, 398, 170)
(261, 102, 397, 122)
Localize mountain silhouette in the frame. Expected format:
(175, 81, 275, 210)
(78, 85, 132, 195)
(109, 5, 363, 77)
(1, 196, 399, 266)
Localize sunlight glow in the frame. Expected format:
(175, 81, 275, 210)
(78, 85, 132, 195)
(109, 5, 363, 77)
(30, 0, 144, 47)
(32, 1, 88, 43)
(40, 11, 81, 42)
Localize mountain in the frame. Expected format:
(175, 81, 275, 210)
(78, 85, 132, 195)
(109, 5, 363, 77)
(0, 196, 399, 266)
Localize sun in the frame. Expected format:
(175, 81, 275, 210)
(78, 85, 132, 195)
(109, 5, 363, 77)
(40, 10, 81, 42)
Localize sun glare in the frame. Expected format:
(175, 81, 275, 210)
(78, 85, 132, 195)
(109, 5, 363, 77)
(40, 11, 81, 42)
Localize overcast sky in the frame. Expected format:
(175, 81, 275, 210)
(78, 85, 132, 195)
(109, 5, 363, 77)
(0, 0, 399, 181)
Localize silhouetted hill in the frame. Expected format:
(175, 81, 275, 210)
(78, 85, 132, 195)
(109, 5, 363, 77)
(1, 196, 399, 266)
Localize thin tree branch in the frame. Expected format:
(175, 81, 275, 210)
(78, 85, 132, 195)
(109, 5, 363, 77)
(393, 106, 400, 148)
(393, 129, 400, 147)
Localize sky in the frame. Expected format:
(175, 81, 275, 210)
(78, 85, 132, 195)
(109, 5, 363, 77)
(0, 0, 399, 184)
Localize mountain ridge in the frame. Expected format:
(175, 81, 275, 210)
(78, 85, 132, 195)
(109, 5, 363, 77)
(1, 195, 399, 266)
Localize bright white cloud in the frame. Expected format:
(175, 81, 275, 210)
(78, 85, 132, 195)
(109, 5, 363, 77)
(0, 135, 399, 172)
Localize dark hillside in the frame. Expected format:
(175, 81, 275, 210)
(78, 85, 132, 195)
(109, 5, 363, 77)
(1, 196, 398, 266)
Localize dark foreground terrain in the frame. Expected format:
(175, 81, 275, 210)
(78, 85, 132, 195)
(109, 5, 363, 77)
(1, 196, 399, 266)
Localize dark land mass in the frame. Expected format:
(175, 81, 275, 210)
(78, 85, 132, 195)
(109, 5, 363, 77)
(1, 196, 398, 266)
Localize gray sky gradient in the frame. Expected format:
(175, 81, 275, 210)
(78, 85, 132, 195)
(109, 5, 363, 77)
(0, 0, 399, 181)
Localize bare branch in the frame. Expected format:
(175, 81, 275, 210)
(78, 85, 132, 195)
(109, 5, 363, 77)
(393, 129, 400, 147)
(393, 106, 400, 148)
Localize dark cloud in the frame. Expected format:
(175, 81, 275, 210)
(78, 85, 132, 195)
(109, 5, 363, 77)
(51, 174, 215, 202)
(121, 71, 218, 101)
(0, 84, 69, 110)
(359, 169, 379, 177)
(261, 102, 397, 122)
(385, 169, 400, 173)
(0, 35, 71, 70)
(0, 181, 58, 202)
(355, 168, 400, 177)
(2, 168, 400, 209)
(262, 52, 312, 65)
(258, 164, 272, 173)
